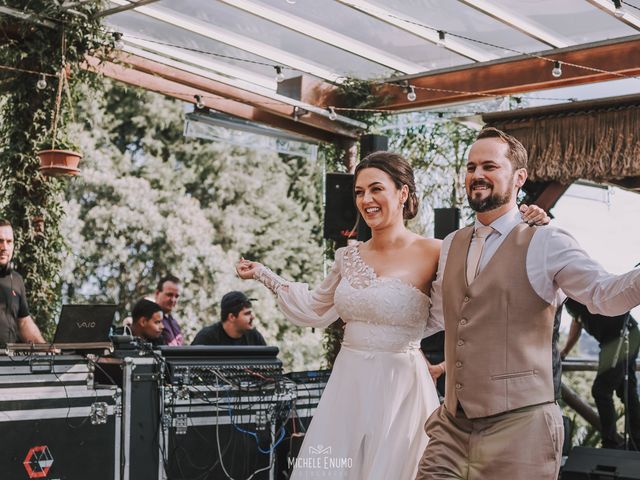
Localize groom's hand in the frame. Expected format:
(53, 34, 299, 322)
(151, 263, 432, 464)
(519, 204, 550, 226)
(428, 362, 445, 383)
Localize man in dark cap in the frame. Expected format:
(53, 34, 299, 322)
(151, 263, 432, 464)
(192, 291, 266, 346)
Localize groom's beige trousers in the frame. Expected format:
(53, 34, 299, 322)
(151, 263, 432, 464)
(415, 402, 564, 480)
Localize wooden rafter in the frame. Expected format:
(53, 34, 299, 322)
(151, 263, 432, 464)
(609, 176, 640, 192)
(116, 53, 359, 135)
(369, 37, 640, 110)
(531, 182, 570, 212)
(84, 53, 360, 144)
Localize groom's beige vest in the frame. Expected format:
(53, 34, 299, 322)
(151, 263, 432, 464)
(442, 223, 556, 419)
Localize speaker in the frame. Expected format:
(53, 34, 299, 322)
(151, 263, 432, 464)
(360, 134, 388, 159)
(434, 208, 460, 239)
(324, 173, 357, 241)
(562, 447, 640, 479)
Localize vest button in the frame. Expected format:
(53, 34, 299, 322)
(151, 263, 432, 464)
(457, 340, 464, 346)
(455, 361, 462, 368)
(463, 296, 470, 303)
(460, 318, 467, 325)
(455, 383, 462, 390)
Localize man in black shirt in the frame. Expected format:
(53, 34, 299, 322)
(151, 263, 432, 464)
(0, 219, 45, 346)
(192, 291, 266, 346)
(561, 298, 640, 449)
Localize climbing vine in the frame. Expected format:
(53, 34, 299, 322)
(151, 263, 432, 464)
(0, 1, 115, 336)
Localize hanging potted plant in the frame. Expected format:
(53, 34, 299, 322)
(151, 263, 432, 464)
(37, 48, 82, 176)
(37, 137, 82, 176)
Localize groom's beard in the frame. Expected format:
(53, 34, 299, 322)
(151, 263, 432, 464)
(467, 179, 513, 213)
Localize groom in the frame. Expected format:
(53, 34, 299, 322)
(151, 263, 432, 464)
(416, 127, 640, 479)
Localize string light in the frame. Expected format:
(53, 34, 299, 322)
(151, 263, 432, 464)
(274, 66, 285, 83)
(613, 0, 625, 17)
(194, 94, 205, 109)
(36, 74, 47, 90)
(406, 85, 417, 102)
(328, 106, 337, 121)
(551, 61, 562, 78)
(293, 106, 308, 122)
(436, 30, 446, 48)
(120, 31, 640, 96)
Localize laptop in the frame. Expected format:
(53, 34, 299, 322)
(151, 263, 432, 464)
(5, 304, 117, 353)
(53, 304, 117, 344)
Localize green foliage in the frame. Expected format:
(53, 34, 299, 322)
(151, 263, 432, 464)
(561, 370, 604, 447)
(0, 1, 114, 336)
(334, 77, 391, 132)
(37, 137, 81, 152)
(390, 118, 478, 234)
(61, 82, 326, 370)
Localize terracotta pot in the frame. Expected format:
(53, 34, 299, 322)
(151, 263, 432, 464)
(37, 149, 82, 176)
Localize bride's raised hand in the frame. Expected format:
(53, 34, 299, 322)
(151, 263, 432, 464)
(236, 258, 263, 280)
(519, 203, 550, 226)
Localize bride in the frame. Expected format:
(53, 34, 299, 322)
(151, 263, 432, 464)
(236, 151, 546, 479)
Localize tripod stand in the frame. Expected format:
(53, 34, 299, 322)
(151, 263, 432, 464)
(610, 312, 639, 450)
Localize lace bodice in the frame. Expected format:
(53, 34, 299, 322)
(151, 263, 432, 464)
(335, 246, 429, 328)
(334, 246, 430, 351)
(254, 245, 441, 351)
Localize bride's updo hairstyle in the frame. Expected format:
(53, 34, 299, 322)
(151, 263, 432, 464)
(354, 151, 419, 220)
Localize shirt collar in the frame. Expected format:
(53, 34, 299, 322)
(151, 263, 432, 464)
(473, 206, 521, 237)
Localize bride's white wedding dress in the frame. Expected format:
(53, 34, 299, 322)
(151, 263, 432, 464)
(255, 245, 442, 480)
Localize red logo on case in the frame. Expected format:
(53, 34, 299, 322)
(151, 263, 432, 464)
(23, 445, 54, 478)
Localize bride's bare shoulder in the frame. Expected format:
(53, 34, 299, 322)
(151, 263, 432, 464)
(412, 236, 442, 259)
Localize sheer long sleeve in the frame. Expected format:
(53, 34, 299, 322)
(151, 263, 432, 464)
(254, 249, 344, 328)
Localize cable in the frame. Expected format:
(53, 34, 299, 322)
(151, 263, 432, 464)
(622, 0, 640, 12)
(0, 64, 58, 77)
(122, 34, 284, 69)
(221, 385, 289, 454)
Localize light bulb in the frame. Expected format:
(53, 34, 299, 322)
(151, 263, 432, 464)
(407, 85, 417, 102)
(328, 106, 337, 121)
(436, 30, 446, 48)
(275, 66, 285, 83)
(194, 95, 205, 109)
(551, 61, 562, 78)
(36, 75, 47, 90)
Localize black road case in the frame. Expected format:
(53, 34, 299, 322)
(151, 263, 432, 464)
(0, 354, 120, 480)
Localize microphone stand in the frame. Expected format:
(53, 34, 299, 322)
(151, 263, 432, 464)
(612, 313, 631, 450)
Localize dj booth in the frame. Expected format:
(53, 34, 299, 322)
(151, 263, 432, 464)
(0, 343, 329, 480)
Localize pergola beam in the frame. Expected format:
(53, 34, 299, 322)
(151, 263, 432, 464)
(106, 0, 343, 83)
(218, 0, 424, 74)
(586, 0, 640, 32)
(457, 0, 572, 47)
(110, 52, 360, 136)
(117, 44, 364, 130)
(94, 0, 160, 18)
(374, 37, 640, 110)
(335, 0, 496, 62)
(85, 55, 358, 144)
(532, 182, 570, 212)
(610, 176, 640, 192)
